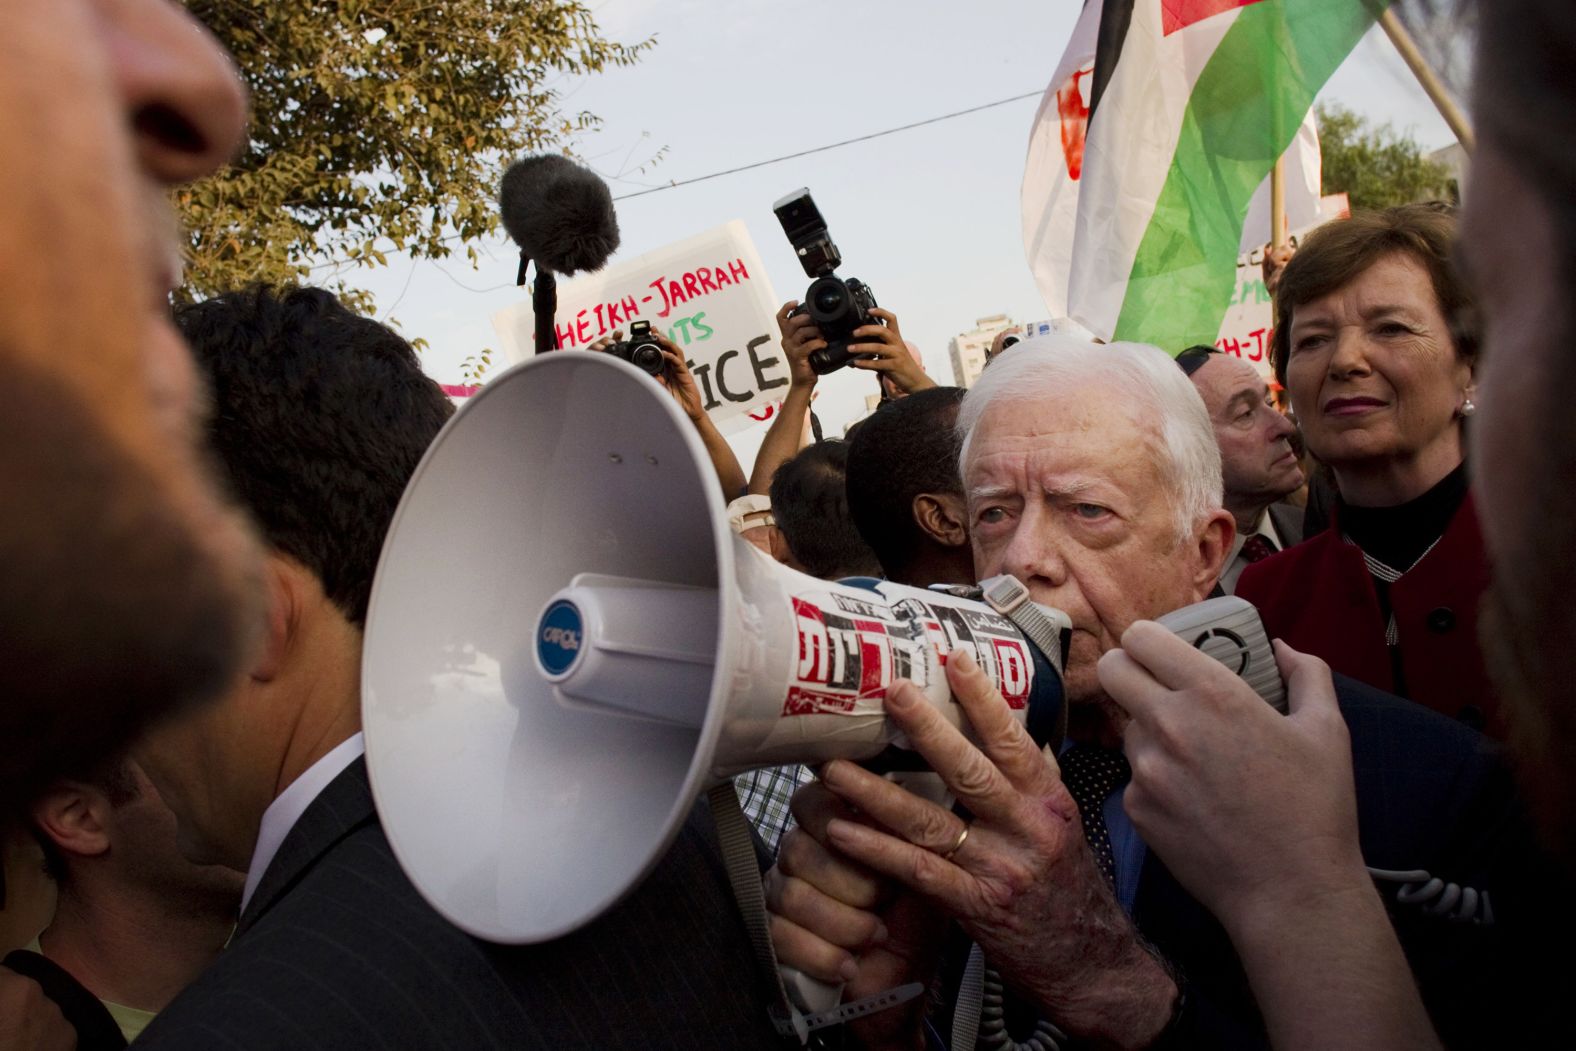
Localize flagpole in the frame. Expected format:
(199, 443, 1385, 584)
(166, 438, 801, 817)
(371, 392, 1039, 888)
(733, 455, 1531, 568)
(1378, 9, 1475, 153)
(1270, 157, 1287, 249)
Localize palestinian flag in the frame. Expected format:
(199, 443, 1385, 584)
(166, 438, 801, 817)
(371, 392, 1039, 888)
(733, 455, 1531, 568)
(1021, 0, 1384, 351)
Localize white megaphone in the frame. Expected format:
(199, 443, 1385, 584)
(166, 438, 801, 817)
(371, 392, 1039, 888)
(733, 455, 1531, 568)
(361, 352, 1069, 955)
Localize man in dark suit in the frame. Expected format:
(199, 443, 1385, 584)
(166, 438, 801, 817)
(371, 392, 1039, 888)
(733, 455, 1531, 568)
(1177, 345, 1306, 593)
(132, 287, 784, 1049)
(766, 338, 1559, 1048)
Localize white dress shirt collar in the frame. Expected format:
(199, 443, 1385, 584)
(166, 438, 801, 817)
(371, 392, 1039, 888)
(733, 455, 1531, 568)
(240, 731, 366, 914)
(1220, 508, 1284, 594)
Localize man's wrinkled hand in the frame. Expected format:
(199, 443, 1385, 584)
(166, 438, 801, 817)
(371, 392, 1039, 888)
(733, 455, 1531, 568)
(816, 651, 1175, 1046)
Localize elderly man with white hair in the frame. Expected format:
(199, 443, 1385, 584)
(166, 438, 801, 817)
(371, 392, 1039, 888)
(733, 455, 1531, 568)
(766, 337, 1547, 1049)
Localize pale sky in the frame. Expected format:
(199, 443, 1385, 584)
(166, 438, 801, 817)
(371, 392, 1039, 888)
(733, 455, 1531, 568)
(344, 0, 1460, 463)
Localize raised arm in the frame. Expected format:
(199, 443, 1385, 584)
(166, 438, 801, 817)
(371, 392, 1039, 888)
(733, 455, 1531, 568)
(748, 301, 821, 496)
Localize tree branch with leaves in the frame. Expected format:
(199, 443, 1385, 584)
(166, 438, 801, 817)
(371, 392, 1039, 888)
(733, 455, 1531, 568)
(177, 0, 651, 312)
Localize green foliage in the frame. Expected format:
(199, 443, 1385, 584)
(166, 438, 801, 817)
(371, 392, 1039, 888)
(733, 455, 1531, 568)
(1316, 102, 1457, 211)
(178, 1, 651, 312)
(460, 348, 493, 385)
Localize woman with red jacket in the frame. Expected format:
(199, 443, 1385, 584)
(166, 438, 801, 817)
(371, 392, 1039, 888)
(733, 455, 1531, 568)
(1236, 205, 1498, 736)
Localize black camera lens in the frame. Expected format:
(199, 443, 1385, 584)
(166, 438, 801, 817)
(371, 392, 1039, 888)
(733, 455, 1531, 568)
(807, 275, 858, 329)
(629, 344, 665, 375)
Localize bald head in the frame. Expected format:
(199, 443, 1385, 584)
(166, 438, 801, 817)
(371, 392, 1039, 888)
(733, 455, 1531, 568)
(1187, 353, 1302, 532)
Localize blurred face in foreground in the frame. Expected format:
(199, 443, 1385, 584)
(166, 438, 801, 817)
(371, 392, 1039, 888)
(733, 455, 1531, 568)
(1461, 122, 1576, 852)
(0, 0, 262, 803)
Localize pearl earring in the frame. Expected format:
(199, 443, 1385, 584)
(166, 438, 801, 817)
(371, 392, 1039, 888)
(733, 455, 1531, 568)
(1461, 398, 1476, 417)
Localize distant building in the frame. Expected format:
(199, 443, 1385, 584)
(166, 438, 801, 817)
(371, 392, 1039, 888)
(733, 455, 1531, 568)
(949, 314, 1018, 388)
(1429, 142, 1468, 200)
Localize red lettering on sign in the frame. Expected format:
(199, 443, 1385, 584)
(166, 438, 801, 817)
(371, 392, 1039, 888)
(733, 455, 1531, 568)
(1246, 327, 1267, 362)
(1162, 0, 1265, 36)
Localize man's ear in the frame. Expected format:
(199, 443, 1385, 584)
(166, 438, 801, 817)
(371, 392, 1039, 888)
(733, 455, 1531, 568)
(252, 555, 304, 683)
(913, 492, 968, 548)
(30, 784, 112, 862)
(1190, 510, 1236, 599)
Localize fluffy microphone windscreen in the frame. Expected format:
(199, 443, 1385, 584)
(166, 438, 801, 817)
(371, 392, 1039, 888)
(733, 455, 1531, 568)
(498, 155, 621, 275)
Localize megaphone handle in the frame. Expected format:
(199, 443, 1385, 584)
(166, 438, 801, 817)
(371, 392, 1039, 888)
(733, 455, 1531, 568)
(778, 770, 953, 1017)
(780, 964, 843, 1016)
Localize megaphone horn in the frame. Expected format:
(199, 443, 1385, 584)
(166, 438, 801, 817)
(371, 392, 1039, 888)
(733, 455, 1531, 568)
(362, 352, 1068, 946)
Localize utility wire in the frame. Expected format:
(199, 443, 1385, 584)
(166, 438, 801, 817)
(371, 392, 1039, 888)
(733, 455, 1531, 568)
(611, 90, 1043, 201)
(306, 88, 1044, 273)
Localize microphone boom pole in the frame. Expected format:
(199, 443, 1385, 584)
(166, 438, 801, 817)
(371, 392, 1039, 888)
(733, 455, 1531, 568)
(532, 266, 559, 354)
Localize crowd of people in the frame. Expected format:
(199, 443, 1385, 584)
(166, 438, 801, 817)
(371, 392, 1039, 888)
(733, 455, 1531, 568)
(3, 1, 1576, 1049)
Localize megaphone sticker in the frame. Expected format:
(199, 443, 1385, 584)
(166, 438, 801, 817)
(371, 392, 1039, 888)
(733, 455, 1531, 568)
(536, 599, 585, 677)
(785, 585, 1033, 719)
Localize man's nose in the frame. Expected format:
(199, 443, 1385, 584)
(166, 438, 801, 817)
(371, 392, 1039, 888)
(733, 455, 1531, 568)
(997, 506, 1068, 592)
(104, 0, 249, 184)
(1266, 403, 1296, 440)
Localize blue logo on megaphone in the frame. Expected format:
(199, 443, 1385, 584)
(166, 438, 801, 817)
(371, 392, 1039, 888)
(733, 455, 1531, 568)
(537, 600, 584, 676)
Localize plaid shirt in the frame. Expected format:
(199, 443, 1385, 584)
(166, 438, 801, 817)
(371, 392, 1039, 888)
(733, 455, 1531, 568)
(732, 764, 814, 855)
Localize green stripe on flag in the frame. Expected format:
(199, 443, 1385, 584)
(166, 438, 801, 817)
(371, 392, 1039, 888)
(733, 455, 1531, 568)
(1112, 0, 1386, 351)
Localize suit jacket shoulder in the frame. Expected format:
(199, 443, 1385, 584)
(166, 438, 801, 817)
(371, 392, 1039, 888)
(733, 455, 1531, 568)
(138, 760, 785, 1050)
(1265, 500, 1304, 548)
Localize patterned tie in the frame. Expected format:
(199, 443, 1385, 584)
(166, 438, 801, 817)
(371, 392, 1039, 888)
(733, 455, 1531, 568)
(1239, 533, 1279, 564)
(1057, 744, 1131, 887)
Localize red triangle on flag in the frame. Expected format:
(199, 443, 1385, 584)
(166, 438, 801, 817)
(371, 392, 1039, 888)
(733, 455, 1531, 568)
(1162, 0, 1266, 36)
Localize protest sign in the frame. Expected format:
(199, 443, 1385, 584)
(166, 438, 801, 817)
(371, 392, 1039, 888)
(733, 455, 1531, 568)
(1214, 194, 1350, 382)
(493, 221, 785, 433)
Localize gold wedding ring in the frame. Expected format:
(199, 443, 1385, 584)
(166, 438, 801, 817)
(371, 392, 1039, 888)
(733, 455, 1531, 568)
(940, 823, 970, 862)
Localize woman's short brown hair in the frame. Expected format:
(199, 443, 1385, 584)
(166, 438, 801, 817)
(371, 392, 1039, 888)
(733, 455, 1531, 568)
(1271, 203, 1479, 387)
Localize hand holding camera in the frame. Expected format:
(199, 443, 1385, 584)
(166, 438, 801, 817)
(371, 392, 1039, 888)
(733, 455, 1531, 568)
(653, 340, 707, 423)
(604, 320, 668, 377)
(845, 308, 934, 395)
(774, 300, 824, 392)
(587, 324, 703, 421)
(773, 188, 883, 377)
